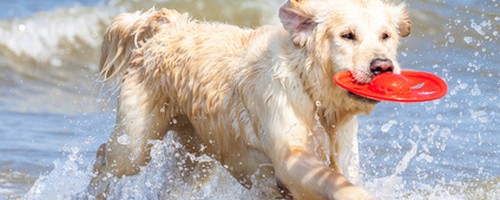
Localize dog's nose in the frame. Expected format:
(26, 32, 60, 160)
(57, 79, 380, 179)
(370, 58, 394, 75)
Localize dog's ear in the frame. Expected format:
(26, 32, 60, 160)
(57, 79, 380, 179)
(279, 0, 317, 47)
(394, 3, 411, 37)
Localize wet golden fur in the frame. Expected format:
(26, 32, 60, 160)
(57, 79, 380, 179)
(89, 0, 410, 199)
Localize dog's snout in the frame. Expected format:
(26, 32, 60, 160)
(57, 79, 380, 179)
(370, 58, 394, 75)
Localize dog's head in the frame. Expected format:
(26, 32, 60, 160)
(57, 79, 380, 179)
(280, 0, 411, 107)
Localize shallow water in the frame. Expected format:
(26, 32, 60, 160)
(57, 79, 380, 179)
(0, 0, 498, 199)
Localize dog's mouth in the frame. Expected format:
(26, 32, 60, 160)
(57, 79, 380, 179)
(347, 91, 380, 104)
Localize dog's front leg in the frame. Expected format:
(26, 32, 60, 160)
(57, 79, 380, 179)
(330, 117, 361, 184)
(265, 115, 369, 200)
(273, 146, 370, 200)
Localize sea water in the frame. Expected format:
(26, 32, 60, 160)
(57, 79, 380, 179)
(0, 0, 498, 199)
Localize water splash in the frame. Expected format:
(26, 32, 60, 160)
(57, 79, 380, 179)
(26, 133, 279, 200)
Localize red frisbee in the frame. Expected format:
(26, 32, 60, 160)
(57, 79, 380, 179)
(334, 71, 447, 102)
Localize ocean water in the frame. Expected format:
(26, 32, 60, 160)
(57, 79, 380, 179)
(0, 0, 498, 199)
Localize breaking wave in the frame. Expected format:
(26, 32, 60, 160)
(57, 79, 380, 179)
(0, 0, 281, 76)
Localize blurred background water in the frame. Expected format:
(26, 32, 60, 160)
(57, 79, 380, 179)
(0, 0, 498, 199)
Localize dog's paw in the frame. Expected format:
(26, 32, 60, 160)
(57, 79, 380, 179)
(331, 185, 371, 200)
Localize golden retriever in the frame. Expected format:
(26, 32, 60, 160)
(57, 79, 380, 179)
(88, 0, 411, 199)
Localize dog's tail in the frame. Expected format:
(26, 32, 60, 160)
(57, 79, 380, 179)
(99, 8, 188, 81)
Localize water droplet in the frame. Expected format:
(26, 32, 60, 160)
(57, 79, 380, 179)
(436, 114, 443, 121)
(470, 110, 489, 123)
(71, 146, 79, 154)
(84, 136, 95, 144)
(447, 36, 455, 43)
(470, 20, 485, 36)
(441, 127, 451, 138)
(463, 36, 474, 44)
(117, 134, 130, 145)
(470, 84, 481, 96)
(417, 153, 434, 163)
(18, 24, 26, 32)
(381, 120, 398, 133)
(459, 82, 468, 90)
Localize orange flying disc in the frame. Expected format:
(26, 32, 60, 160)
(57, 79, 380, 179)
(334, 71, 448, 103)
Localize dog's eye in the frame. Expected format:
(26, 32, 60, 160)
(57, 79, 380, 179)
(382, 33, 390, 40)
(341, 32, 356, 41)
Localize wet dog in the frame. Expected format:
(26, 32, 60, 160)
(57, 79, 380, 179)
(89, 0, 410, 199)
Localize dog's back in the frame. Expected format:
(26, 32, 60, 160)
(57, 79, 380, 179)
(100, 8, 275, 75)
(99, 8, 271, 116)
